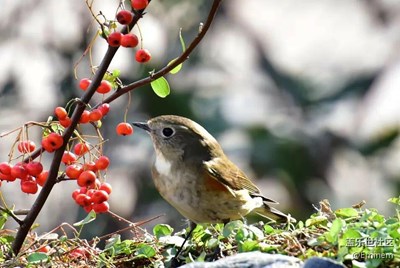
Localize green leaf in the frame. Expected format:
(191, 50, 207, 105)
(151, 77, 170, 98)
(153, 224, 174, 239)
(388, 197, 400, 205)
(195, 251, 207, 262)
(0, 210, 8, 229)
(112, 69, 121, 78)
(27, 252, 48, 263)
(73, 210, 96, 226)
(167, 58, 183, 74)
(179, 28, 186, 51)
(248, 225, 264, 239)
(235, 228, 249, 242)
(263, 224, 275, 234)
(205, 238, 219, 249)
(239, 240, 259, 252)
(223, 220, 244, 237)
(305, 215, 327, 227)
(105, 235, 121, 250)
(325, 218, 344, 244)
(136, 244, 156, 258)
(335, 208, 359, 218)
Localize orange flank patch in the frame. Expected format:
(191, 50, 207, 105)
(204, 173, 229, 192)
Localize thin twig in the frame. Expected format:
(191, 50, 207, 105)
(99, 0, 223, 106)
(0, 206, 23, 225)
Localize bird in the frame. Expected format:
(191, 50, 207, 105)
(132, 115, 292, 263)
(132, 115, 291, 223)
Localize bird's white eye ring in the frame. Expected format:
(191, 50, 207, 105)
(161, 127, 174, 138)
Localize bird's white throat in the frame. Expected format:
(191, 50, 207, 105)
(155, 153, 172, 176)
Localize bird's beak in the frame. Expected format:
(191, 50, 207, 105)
(132, 122, 151, 132)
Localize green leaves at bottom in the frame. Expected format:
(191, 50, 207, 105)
(27, 252, 48, 264)
(151, 77, 170, 98)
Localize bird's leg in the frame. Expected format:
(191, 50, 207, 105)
(171, 221, 196, 267)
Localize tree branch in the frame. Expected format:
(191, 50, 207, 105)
(100, 0, 223, 105)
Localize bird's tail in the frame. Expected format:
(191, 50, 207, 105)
(254, 204, 296, 223)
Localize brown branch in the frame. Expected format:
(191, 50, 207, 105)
(100, 0, 223, 105)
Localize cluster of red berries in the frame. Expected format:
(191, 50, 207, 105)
(72, 182, 112, 214)
(54, 103, 110, 131)
(79, 79, 113, 94)
(107, 0, 152, 63)
(61, 141, 112, 214)
(0, 135, 112, 214)
(0, 140, 47, 194)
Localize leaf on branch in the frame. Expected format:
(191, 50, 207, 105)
(151, 77, 170, 98)
(73, 210, 97, 226)
(179, 28, 186, 51)
(167, 58, 182, 74)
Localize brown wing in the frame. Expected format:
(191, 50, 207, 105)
(204, 156, 261, 195)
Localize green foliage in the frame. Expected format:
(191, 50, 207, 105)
(151, 77, 170, 98)
(1, 199, 399, 267)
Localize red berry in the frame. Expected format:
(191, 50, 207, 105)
(77, 170, 96, 187)
(37, 170, 49, 187)
(83, 204, 93, 213)
(91, 190, 109, 204)
(98, 103, 110, 116)
(41, 138, 55, 153)
(72, 187, 88, 200)
(131, 0, 149, 10)
(25, 161, 43, 176)
(69, 247, 89, 258)
(79, 78, 91, 91)
(135, 49, 151, 63)
(0, 162, 12, 176)
(55, 107, 68, 120)
(92, 201, 110, 213)
(60, 117, 72, 128)
(11, 165, 28, 180)
(116, 123, 133, 136)
(21, 179, 38, 194)
(96, 80, 112, 94)
(75, 193, 92, 207)
(95, 156, 110, 170)
(79, 110, 91, 124)
(121, 34, 139, 48)
(99, 182, 112, 194)
(89, 109, 103, 122)
(108, 32, 122, 47)
(17, 141, 36, 153)
(74, 142, 90, 156)
(0, 162, 16, 181)
(42, 133, 63, 152)
(37, 246, 50, 253)
(72, 189, 81, 200)
(87, 178, 101, 190)
(66, 164, 83, 179)
(116, 10, 133, 25)
(62, 151, 77, 165)
(83, 161, 98, 172)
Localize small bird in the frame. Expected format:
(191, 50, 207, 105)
(132, 115, 290, 224)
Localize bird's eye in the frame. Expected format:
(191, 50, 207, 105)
(161, 127, 174, 138)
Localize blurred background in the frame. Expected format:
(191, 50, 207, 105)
(1, 0, 400, 239)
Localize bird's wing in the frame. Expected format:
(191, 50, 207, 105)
(204, 157, 261, 195)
